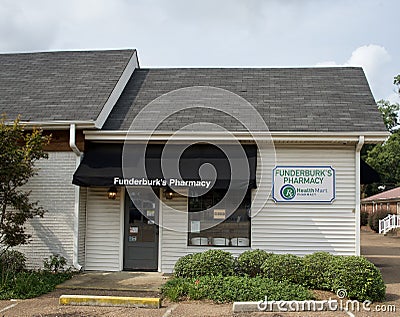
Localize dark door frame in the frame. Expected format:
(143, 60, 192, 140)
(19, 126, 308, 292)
(123, 188, 159, 271)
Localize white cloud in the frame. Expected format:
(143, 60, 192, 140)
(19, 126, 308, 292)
(316, 45, 391, 73)
(316, 44, 393, 100)
(345, 45, 392, 100)
(345, 44, 391, 78)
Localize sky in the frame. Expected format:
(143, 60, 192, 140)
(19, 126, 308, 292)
(0, 0, 398, 102)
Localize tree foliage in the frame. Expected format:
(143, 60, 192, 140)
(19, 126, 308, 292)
(377, 99, 399, 132)
(362, 74, 400, 196)
(366, 130, 400, 188)
(0, 116, 50, 251)
(394, 74, 400, 92)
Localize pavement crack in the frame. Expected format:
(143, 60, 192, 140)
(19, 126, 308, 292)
(0, 302, 18, 313)
(162, 303, 179, 317)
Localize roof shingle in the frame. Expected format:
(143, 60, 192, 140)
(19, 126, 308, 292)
(0, 49, 135, 122)
(103, 67, 387, 132)
(362, 187, 400, 202)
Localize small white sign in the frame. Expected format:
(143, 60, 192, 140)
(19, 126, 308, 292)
(146, 209, 155, 218)
(273, 166, 335, 203)
(213, 209, 226, 219)
(191, 221, 201, 233)
(130, 226, 139, 233)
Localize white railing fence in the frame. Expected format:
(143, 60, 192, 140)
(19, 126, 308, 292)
(379, 214, 400, 234)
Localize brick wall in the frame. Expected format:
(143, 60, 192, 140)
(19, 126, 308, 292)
(361, 201, 399, 214)
(16, 151, 76, 269)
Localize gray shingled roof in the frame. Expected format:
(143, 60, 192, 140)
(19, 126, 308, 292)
(103, 67, 387, 132)
(0, 49, 135, 122)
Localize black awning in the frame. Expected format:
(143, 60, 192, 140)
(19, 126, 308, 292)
(361, 159, 381, 184)
(73, 143, 257, 189)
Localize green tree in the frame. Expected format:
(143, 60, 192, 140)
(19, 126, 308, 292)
(377, 99, 399, 132)
(363, 74, 400, 196)
(366, 130, 400, 187)
(394, 74, 400, 92)
(0, 116, 50, 252)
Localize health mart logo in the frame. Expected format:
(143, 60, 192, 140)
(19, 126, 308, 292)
(273, 166, 336, 203)
(280, 184, 296, 200)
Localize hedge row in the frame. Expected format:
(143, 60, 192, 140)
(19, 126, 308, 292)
(162, 275, 313, 303)
(170, 249, 386, 302)
(174, 250, 234, 278)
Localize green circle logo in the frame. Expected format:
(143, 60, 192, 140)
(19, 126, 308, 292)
(280, 184, 296, 200)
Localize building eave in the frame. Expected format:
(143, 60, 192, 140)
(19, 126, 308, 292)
(14, 120, 97, 130)
(361, 198, 400, 203)
(83, 130, 389, 144)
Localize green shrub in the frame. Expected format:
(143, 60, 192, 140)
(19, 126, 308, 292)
(171, 251, 386, 303)
(369, 210, 390, 233)
(360, 211, 369, 226)
(162, 275, 314, 303)
(200, 250, 235, 276)
(173, 250, 234, 278)
(0, 250, 26, 273)
(236, 249, 272, 277)
(0, 270, 73, 300)
(0, 252, 74, 300)
(161, 278, 191, 301)
(43, 254, 68, 273)
(368, 211, 374, 229)
(174, 253, 201, 278)
(302, 252, 338, 290)
(261, 254, 304, 285)
(332, 256, 386, 302)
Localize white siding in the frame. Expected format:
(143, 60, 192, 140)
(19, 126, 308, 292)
(160, 191, 249, 273)
(159, 144, 357, 273)
(85, 187, 121, 271)
(252, 144, 356, 255)
(17, 152, 76, 269)
(78, 187, 87, 268)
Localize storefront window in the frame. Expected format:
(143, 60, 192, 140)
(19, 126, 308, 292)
(188, 189, 251, 247)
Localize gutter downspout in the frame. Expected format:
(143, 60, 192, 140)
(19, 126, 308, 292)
(69, 124, 83, 271)
(355, 135, 364, 256)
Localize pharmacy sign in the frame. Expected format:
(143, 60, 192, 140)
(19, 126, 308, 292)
(273, 166, 335, 203)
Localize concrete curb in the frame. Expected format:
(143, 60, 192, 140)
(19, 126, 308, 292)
(59, 295, 161, 308)
(233, 301, 262, 313)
